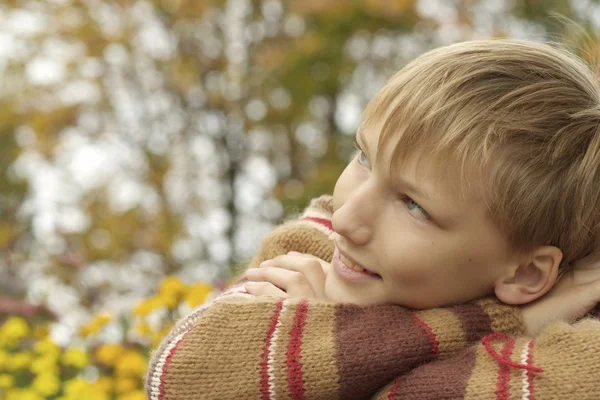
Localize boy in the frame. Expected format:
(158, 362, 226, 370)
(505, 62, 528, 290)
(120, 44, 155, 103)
(244, 39, 600, 311)
(147, 39, 600, 399)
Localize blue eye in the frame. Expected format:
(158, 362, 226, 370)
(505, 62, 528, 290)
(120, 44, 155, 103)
(357, 151, 370, 167)
(353, 141, 371, 168)
(406, 198, 429, 220)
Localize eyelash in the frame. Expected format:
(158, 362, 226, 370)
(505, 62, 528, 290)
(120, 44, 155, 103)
(402, 197, 430, 220)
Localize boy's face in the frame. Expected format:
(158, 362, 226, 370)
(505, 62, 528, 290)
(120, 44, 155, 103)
(327, 127, 520, 308)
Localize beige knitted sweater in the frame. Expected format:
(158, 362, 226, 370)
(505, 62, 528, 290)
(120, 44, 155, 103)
(146, 196, 600, 400)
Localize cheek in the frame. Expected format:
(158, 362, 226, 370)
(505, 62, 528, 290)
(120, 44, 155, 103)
(382, 240, 440, 285)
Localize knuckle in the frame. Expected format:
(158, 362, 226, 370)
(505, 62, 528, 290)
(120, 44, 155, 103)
(290, 272, 308, 286)
(305, 259, 321, 269)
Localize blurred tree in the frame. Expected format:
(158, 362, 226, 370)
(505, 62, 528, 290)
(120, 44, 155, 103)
(0, 0, 598, 342)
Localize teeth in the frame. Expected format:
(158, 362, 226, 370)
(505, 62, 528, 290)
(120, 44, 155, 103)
(341, 254, 366, 272)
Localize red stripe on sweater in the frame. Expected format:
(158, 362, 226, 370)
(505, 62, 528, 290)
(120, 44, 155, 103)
(410, 312, 440, 359)
(159, 334, 187, 400)
(526, 340, 536, 400)
(260, 299, 285, 400)
(495, 339, 516, 400)
(301, 216, 333, 231)
(286, 300, 309, 400)
(387, 378, 400, 400)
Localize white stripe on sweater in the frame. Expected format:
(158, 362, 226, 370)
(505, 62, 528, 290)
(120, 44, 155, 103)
(520, 340, 533, 400)
(150, 328, 189, 400)
(267, 299, 288, 400)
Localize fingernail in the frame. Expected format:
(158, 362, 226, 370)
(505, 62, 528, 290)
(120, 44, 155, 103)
(288, 251, 301, 255)
(245, 268, 258, 277)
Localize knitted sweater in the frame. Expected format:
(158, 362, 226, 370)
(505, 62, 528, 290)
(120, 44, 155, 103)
(145, 196, 600, 400)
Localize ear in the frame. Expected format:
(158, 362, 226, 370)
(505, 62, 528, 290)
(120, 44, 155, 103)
(494, 246, 562, 305)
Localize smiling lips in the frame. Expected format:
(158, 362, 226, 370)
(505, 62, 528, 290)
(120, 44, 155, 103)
(332, 247, 381, 281)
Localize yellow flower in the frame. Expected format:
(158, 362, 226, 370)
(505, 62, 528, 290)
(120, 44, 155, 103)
(62, 377, 109, 400)
(32, 325, 49, 340)
(0, 317, 30, 346)
(5, 388, 44, 400)
(30, 354, 59, 375)
(114, 350, 147, 377)
(34, 338, 61, 357)
(32, 372, 60, 396)
(62, 347, 89, 369)
(115, 376, 139, 393)
(118, 389, 147, 400)
(79, 313, 112, 337)
(135, 322, 152, 337)
(159, 276, 185, 297)
(133, 297, 162, 316)
(184, 282, 214, 307)
(91, 376, 113, 393)
(0, 349, 8, 369)
(7, 352, 33, 371)
(64, 377, 89, 394)
(0, 373, 14, 389)
(95, 344, 125, 366)
(155, 292, 178, 309)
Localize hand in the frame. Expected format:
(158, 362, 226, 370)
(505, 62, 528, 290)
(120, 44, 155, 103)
(522, 253, 600, 336)
(243, 252, 330, 300)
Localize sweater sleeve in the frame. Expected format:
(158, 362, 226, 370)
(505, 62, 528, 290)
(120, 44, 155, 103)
(245, 195, 335, 270)
(371, 317, 600, 400)
(144, 293, 524, 400)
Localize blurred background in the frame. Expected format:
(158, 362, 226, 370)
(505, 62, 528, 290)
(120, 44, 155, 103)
(1, 0, 600, 399)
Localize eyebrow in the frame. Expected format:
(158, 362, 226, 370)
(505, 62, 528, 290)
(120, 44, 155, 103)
(395, 177, 433, 202)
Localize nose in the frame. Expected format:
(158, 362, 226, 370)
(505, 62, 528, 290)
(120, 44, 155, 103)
(331, 183, 377, 246)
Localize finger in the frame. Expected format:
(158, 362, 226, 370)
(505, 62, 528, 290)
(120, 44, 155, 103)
(287, 251, 314, 257)
(285, 252, 332, 275)
(261, 254, 329, 286)
(244, 281, 288, 298)
(245, 266, 315, 298)
(573, 279, 600, 315)
(547, 280, 600, 322)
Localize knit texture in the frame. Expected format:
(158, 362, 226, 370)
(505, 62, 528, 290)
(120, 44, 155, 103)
(145, 195, 600, 400)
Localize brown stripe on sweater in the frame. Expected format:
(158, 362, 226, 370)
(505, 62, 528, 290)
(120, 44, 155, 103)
(374, 346, 478, 400)
(335, 304, 432, 399)
(164, 297, 273, 399)
(300, 301, 340, 400)
(453, 302, 493, 343)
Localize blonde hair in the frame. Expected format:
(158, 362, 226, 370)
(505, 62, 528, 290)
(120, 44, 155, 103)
(362, 39, 600, 267)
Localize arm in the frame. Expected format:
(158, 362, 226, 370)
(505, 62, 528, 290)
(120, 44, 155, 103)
(145, 293, 523, 400)
(372, 317, 600, 400)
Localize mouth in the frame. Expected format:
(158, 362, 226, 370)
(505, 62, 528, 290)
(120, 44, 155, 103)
(332, 246, 382, 281)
